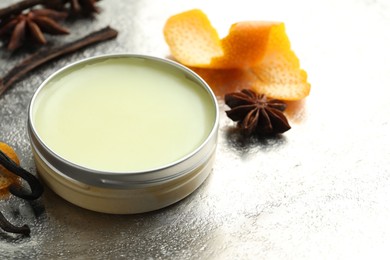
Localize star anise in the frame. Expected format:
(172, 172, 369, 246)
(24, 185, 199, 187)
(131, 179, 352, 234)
(0, 8, 69, 51)
(225, 89, 291, 136)
(67, 0, 99, 16)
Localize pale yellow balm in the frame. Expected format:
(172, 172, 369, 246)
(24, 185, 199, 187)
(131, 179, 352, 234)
(32, 57, 216, 172)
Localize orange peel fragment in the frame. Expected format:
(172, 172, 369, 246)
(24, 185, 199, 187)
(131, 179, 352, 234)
(163, 9, 222, 68)
(163, 9, 310, 100)
(0, 142, 21, 198)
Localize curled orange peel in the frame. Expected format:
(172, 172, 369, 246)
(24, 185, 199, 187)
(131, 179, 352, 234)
(163, 9, 310, 100)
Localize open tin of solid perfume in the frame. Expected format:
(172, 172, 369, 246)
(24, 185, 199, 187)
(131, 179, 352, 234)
(27, 54, 219, 214)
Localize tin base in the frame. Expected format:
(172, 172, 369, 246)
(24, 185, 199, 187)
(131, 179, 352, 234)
(32, 148, 215, 214)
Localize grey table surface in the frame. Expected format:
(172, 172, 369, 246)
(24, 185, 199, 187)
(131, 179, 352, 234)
(1, 0, 390, 259)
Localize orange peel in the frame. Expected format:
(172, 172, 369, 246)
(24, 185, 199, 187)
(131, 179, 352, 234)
(164, 9, 222, 68)
(0, 142, 21, 198)
(163, 9, 310, 100)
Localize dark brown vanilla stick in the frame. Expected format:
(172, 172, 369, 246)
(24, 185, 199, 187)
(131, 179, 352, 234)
(0, 26, 118, 97)
(0, 211, 30, 236)
(0, 149, 40, 236)
(0, 0, 45, 19)
(0, 150, 43, 200)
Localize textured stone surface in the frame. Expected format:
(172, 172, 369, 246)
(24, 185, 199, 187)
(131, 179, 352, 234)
(1, 0, 390, 259)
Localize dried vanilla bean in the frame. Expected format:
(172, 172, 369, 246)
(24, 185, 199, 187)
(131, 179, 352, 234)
(0, 26, 118, 96)
(0, 0, 45, 19)
(0, 149, 41, 236)
(0, 151, 43, 200)
(0, 211, 30, 236)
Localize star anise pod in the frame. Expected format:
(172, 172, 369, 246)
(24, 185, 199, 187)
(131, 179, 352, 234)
(0, 8, 69, 51)
(67, 0, 100, 16)
(225, 89, 291, 136)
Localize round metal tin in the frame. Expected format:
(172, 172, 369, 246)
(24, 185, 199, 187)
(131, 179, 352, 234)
(27, 54, 219, 214)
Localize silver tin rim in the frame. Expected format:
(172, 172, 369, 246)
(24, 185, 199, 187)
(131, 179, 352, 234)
(28, 54, 219, 188)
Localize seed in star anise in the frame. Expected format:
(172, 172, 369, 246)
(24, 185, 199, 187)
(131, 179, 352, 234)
(224, 89, 291, 136)
(0, 8, 69, 51)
